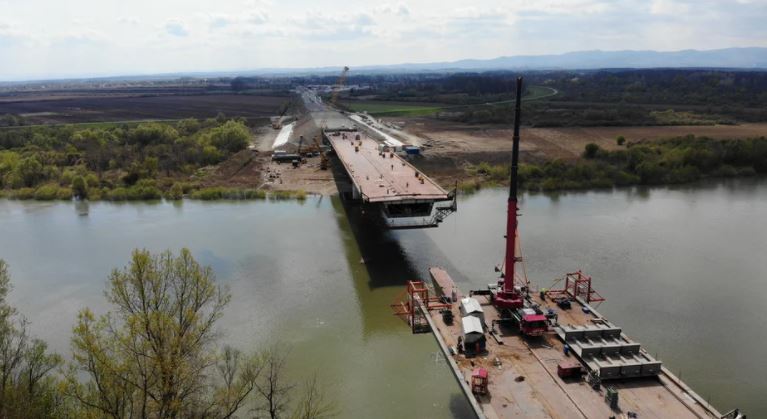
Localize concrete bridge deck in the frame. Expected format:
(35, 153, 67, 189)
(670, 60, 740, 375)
(325, 130, 449, 203)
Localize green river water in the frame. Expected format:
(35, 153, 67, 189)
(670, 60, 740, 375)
(1, 178, 765, 417)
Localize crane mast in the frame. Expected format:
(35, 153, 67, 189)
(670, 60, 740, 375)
(493, 77, 524, 310)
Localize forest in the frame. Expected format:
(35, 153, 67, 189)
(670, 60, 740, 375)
(0, 116, 298, 201)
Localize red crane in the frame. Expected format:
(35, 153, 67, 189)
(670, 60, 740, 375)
(492, 77, 525, 311)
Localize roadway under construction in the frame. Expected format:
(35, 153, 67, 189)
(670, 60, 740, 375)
(277, 84, 456, 229)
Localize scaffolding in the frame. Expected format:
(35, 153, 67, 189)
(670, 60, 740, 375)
(391, 281, 451, 333)
(546, 270, 606, 305)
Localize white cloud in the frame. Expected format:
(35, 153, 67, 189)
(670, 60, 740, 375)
(246, 10, 269, 25)
(375, 2, 410, 16)
(118, 17, 140, 26)
(650, 0, 692, 15)
(164, 19, 189, 37)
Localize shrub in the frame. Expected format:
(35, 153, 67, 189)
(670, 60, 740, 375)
(126, 179, 161, 200)
(12, 188, 35, 200)
(57, 187, 73, 200)
(107, 187, 128, 201)
(207, 121, 251, 153)
(616, 136, 626, 146)
(72, 176, 88, 199)
(583, 143, 601, 159)
(189, 187, 267, 200)
(167, 183, 184, 200)
(34, 184, 61, 200)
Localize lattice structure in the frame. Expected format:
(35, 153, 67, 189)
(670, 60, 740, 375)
(546, 271, 606, 305)
(391, 281, 451, 333)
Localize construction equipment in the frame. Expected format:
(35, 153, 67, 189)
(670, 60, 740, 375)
(472, 77, 547, 337)
(312, 136, 328, 170)
(490, 77, 525, 312)
(546, 271, 606, 305)
(271, 101, 290, 129)
(471, 368, 489, 395)
(390, 281, 450, 334)
(330, 66, 349, 107)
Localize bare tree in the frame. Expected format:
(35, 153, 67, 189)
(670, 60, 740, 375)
(253, 346, 294, 419)
(291, 374, 337, 419)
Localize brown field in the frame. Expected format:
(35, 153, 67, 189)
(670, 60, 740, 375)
(388, 117, 767, 184)
(396, 118, 767, 161)
(0, 93, 287, 124)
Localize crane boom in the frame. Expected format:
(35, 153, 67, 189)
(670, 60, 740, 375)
(331, 66, 350, 107)
(493, 76, 524, 311)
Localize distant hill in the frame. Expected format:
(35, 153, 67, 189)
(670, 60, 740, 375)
(3, 47, 767, 84)
(354, 48, 767, 72)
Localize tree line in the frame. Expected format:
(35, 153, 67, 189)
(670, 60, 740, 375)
(460, 136, 767, 192)
(0, 249, 335, 418)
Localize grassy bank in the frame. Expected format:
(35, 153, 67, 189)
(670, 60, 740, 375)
(0, 185, 307, 202)
(459, 135, 767, 193)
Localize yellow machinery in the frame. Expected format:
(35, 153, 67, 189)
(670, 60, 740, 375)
(313, 136, 328, 170)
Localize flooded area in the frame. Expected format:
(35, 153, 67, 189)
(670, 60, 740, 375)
(1, 178, 765, 417)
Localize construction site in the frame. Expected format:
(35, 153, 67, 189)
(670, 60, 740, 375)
(386, 78, 746, 419)
(252, 68, 747, 418)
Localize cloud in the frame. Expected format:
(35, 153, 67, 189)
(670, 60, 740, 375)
(375, 2, 410, 16)
(118, 17, 140, 26)
(58, 29, 107, 45)
(246, 10, 269, 25)
(285, 11, 376, 41)
(650, 0, 691, 15)
(164, 20, 189, 37)
(209, 14, 232, 29)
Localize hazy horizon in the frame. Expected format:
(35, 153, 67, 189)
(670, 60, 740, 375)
(1, 0, 766, 81)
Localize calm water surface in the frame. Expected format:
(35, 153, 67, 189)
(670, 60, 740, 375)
(0, 178, 765, 417)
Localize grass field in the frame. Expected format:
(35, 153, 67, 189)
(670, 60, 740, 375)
(344, 86, 557, 117)
(344, 101, 444, 116)
(0, 93, 286, 125)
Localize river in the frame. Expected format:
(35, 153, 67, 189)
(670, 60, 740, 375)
(0, 178, 765, 417)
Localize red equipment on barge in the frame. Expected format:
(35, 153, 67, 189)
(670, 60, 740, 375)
(484, 77, 547, 337)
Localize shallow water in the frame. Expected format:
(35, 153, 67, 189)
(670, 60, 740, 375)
(0, 178, 765, 416)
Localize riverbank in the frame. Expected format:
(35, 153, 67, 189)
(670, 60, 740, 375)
(0, 186, 308, 202)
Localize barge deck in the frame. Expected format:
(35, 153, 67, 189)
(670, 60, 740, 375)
(420, 272, 725, 419)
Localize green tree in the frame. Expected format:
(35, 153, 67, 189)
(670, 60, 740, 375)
(66, 249, 260, 419)
(71, 176, 88, 199)
(167, 183, 184, 200)
(616, 136, 626, 146)
(17, 156, 44, 187)
(208, 121, 251, 153)
(0, 260, 64, 418)
(130, 123, 179, 147)
(583, 143, 601, 159)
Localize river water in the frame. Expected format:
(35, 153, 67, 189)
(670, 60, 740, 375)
(0, 178, 765, 417)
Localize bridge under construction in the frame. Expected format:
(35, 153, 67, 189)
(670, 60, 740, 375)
(324, 128, 456, 229)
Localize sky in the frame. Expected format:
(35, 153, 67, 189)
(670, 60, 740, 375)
(0, 0, 766, 81)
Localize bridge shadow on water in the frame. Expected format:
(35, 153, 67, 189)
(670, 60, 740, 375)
(331, 194, 420, 290)
(328, 156, 477, 419)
